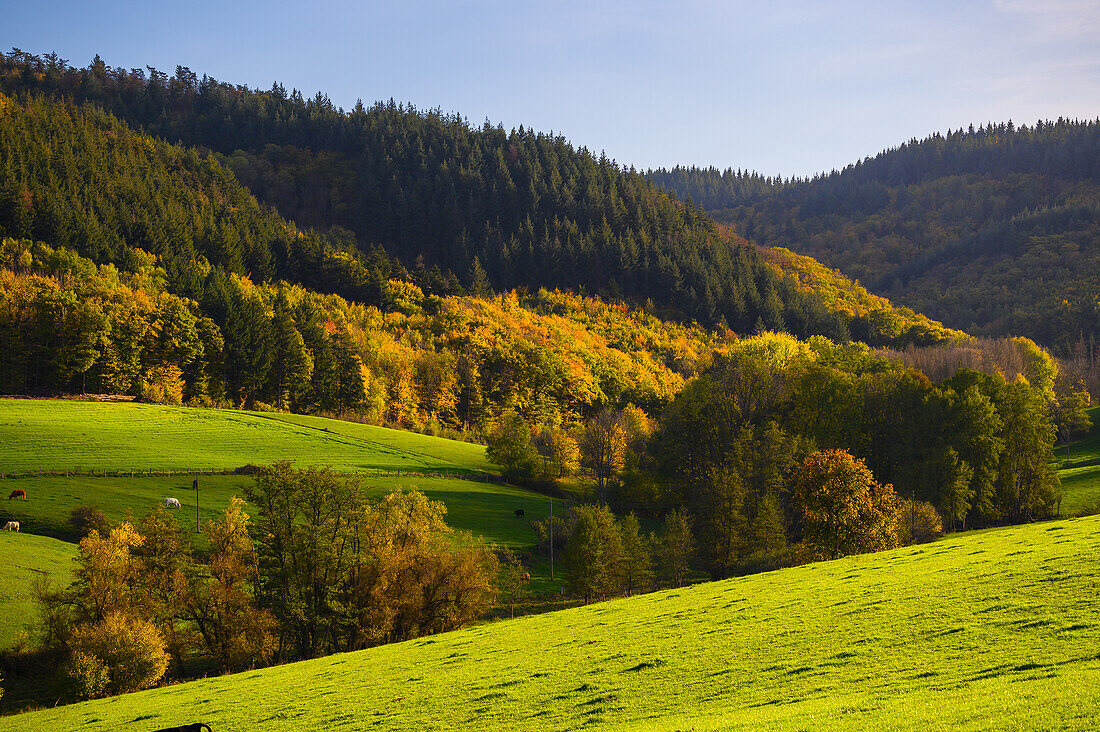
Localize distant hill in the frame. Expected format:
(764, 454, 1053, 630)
(650, 119, 1100, 351)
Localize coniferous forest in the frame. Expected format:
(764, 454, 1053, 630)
(649, 119, 1100, 351)
(0, 50, 857, 338)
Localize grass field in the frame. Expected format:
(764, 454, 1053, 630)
(0, 401, 562, 628)
(0, 399, 492, 475)
(4, 514, 1097, 731)
(1057, 407, 1100, 517)
(0, 532, 76, 648)
(0, 473, 549, 550)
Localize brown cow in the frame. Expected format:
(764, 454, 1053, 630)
(8, 489, 26, 500)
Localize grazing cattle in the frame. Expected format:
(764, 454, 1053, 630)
(8, 489, 26, 500)
(165, 497, 181, 509)
(522, 572, 531, 581)
(152, 725, 213, 732)
(2, 521, 18, 532)
(514, 509, 525, 517)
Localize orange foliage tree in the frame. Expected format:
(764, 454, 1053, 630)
(792, 449, 901, 560)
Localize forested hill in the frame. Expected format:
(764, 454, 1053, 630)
(0, 92, 400, 308)
(1, 49, 877, 341)
(649, 120, 1100, 351)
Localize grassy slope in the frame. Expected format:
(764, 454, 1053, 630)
(0, 473, 548, 552)
(6, 515, 1098, 731)
(1056, 406, 1100, 517)
(0, 400, 492, 475)
(0, 532, 76, 647)
(0, 400, 555, 661)
(0, 398, 551, 564)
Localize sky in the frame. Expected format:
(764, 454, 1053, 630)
(4, 0, 1099, 178)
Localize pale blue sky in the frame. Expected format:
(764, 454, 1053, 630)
(4, 1, 1099, 177)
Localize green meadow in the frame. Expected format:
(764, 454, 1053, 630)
(3, 514, 1097, 731)
(0, 473, 549, 550)
(0, 401, 564, 652)
(0, 399, 492, 475)
(0, 532, 76, 648)
(1057, 407, 1100, 517)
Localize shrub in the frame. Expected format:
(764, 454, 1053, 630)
(62, 651, 109, 700)
(895, 499, 944, 545)
(69, 505, 110, 539)
(67, 613, 168, 696)
(139, 365, 184, 405)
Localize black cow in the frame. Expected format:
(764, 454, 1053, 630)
(514, 509, 525, 517)
(152, 724, 212, 732)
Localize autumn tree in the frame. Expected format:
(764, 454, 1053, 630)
(184, 496, 276, 672)
(134, 505, 193, 675)
(73, 521, 145, 621)
(581, 409, 628, 502)
(534, 426, 581, 480)
(348, 490, 498, 646)
(64, 613, 168, 698)
(486, 410, 539, 481)
(791, 449, 901, 560)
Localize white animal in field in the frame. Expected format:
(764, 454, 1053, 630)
(3, 521, 19, 531)
(165, 497, 181, 509)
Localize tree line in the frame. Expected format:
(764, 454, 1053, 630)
(0, 237, 717, 427)
(489, 331, 1087, 579)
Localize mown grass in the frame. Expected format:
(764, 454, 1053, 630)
(5, 514, 1098, 731)
(0, 400, 492, 475)
(0, 532, 76, 648)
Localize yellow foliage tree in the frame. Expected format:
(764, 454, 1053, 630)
(66, 612, 168, 698)
(792, 449, 901, 560)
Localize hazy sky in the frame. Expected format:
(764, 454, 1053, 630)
(5, 1, 1099, 177)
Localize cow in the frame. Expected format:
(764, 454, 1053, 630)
(514, 508, 525, 517)
(165, 497, 181, 509)
(152, 725, 213, 732)
(3, 521, 18, 532)
(8, 489, 26, 500)
(522, 572, 531, 581)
